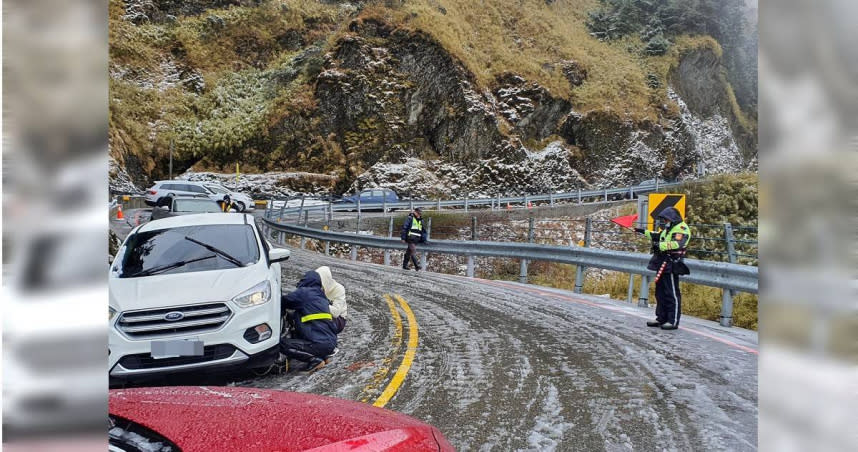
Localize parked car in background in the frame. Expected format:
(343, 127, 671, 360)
(109, 387, 454, 451)
(144, 181, 254, 212)
(339, 188, 399, 211)
(109, 213, 289, 384)
(150, 196, 223, 220)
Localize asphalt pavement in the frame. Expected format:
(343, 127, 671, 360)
(110, 210, 757, 451)
(235, 248, 758, 452)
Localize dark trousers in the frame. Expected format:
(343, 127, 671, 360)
(655, 273, 682, 325)
(280, 338, 335, 363)
(402, 239, 420, 269)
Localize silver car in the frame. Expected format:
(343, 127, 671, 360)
(144, 181, 254, 212)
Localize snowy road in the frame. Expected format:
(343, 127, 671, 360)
(232, 249, 758, 451)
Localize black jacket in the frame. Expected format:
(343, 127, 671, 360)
(281, 271, 338, 347)
(400, 214, 427, 242)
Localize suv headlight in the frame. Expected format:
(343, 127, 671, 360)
(109, 306, 117, 321)
(233, 281, 271, 308)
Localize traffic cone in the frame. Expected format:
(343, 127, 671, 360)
(116, 204, 124, 220)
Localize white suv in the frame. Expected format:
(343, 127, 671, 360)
(144, 181, 255, 212)
(108, 213, 288, 383)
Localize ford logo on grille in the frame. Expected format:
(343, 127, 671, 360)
(164, 311, 184, 322)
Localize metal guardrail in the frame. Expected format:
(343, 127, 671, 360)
(261, 219, 758, 326)
(265, 181, 682, 220)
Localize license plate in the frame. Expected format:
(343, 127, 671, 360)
(151, 340, 204, 359)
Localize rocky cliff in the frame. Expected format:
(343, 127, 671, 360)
(109, 0, 756, 196)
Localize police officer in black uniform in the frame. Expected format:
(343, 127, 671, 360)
(635, 207, 692, 330)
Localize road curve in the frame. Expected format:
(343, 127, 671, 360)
(235, 248, 757, 451)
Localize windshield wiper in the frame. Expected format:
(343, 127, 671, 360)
(184, 236, 244, 267)
(125, 254, 216, 278)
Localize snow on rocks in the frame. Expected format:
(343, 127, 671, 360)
(351, 141, 589, 199)
(109, 157, 143, 194)
(179, 170, 336, 198)
(668, 87, 745, 175)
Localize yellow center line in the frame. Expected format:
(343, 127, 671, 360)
(358, 294, 403, 403)
(373, 294, 419, 408)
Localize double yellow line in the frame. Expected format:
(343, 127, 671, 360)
(367, 294, 419, 408)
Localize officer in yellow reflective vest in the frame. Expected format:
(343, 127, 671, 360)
(400, 207, 427, 271)
(280, 270, 338, 373)
(635, 206, 692, 330)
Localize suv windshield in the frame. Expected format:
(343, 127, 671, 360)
(118, 224, 259, 278)
(205, 185, 228, 194)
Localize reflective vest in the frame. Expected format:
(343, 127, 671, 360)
(408, 217, 423, 238)
(659, 221, 691, 253)
(301, 312, 333, 323)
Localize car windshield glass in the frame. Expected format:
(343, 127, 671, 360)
(173, 199, 221, 212)
(119, 224, 259, 278)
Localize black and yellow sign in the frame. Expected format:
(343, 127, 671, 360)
(647, 193, 686, 229)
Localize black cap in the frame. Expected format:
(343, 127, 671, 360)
(414, 207, 422, 213)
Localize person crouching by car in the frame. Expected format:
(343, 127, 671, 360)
(316, 266, 348, 334)
(280, 270, 338, 373)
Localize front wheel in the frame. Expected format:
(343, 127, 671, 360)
(235, 201, 246, 212)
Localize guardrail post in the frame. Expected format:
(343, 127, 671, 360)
(655, 178, 660, 192)
(466, 216, 477, 278)
(574, 217, 592, 293)
(577, 188, 582, 205)
(549, 193, 554, 207)
(357, 197, 362, 229)
(420, 217, 431, 270)
(384, 217, 393, 266)
(627, 274, 635, 304)
(278, 203, 285, 222)
(603, 188, 608, 202)
(519, 216, 535, 284)
(437, 198, 441, 211)
(720, 223, 737, 327)
(350, 246, 357, 261)
(328, 202, 333, 223)
(383, 197, 387, 217)
(496, 194, 501, 211)
(278, 231, 285, 246)
(409, 200, 414, 212)
(324, 221, 331, 256)
(464, 196, 469, 212)
(637, 275, 650, 307)
(303, 211, 309, 227)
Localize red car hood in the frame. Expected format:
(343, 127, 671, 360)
(109, 387, 453, 452)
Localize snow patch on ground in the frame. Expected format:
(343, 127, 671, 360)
(526, 383, 574, 450)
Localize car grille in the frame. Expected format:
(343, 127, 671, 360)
(117, 344, 237, 370)
(116, 303, 232, 339)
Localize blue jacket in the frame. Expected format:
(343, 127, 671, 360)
(281, 271, 338, 347)
(400, 214, 427, 242)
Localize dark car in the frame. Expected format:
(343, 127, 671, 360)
(150, 196, 223, 220)
(340, 188, 399, 211)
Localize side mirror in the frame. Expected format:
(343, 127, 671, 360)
(269, 248, 290, 264)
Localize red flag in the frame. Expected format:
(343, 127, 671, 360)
(611, 214, 638, 229)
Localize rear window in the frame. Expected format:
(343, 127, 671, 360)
(118, 224, 259, 278)
(173, 199, 221, 212)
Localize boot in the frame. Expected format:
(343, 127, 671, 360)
(302, 357, 326, 374)
(660, 323, 678, 330)
(647, 320, 664, 327)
